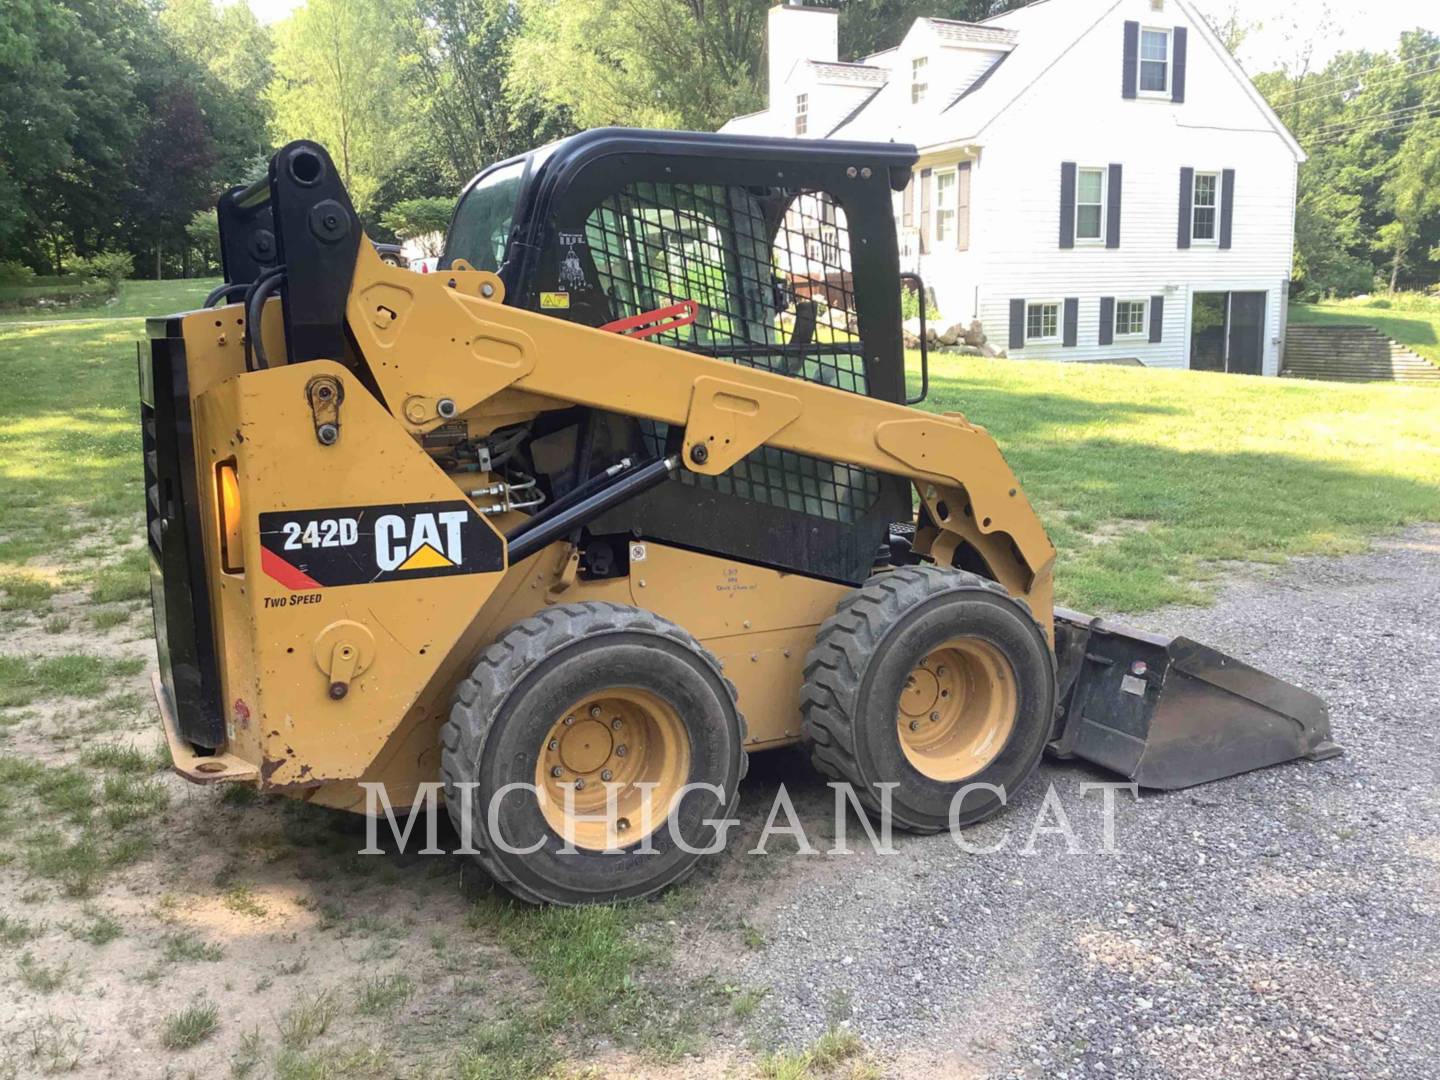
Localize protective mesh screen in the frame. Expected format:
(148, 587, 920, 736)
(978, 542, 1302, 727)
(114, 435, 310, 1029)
(583, 182, 866, 394)
(579, 182, 882, 526)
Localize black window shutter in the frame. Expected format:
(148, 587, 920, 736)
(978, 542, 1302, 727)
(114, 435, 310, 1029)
(1122, 21, 1139, 99)
(1059, 162, 1076, 249)
(1099, 297, 1115, 345)
(955, 163, 971, 251)
(1172, 27, 1188, 102)
(1105, 163, 1122, 249)
(919, 167, 932, 254)
(1178, 166, 1193, 249)
(1063, 298, 1078, 347)
(1149, 295, 1164, 342)
(1009, 299, 1025, 349)
(1219, 168, 1235, 248)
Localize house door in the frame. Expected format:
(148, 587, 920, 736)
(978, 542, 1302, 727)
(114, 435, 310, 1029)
(1189, 291, 1267, 374)
(1190, 293, 1227, 371)
(1226, 292, 1266, 375)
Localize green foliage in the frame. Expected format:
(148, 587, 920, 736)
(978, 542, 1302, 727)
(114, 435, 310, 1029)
(76, 251, 134, 293)
(378, 197, 454, 255)
(185, 210, 220, 274)
(269, 0, 405, 214)
(509, 0, 766, 130)
(0, 261, 35, 286)
(1262, 31, 1440, 296)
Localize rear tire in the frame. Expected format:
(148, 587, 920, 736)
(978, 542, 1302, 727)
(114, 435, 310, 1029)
(441, 602, 746, 905)
(800, 566, 1055, 833)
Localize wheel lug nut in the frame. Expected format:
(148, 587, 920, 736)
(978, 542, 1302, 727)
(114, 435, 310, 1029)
(611, 718, 623, 730)
(615, 745, 628, 757)
(617, 817, 630, 831)
(909, 720, 920, 731)
(551, 766, 564, 777)
(930, 711, 940, 721)
(589, 705, 602, 718)
(563, 715, 574, 726)
(601, 769, 613, 782)
(574, 778, 585, 790)
(548, 739, 559, 750)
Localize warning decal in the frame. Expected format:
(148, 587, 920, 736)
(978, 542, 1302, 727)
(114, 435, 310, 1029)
(258, 501, 504, 589)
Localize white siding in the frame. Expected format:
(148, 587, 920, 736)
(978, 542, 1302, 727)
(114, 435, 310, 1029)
(938, 0, 1299, 374)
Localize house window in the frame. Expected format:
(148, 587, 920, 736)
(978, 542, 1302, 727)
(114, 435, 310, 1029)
(1140, 28, 1170, 93)
(911, 57, 929, 104)
(1192, 171, 1218, 241)
(1115, 298, 1148, 337)
(934, 169, 956, 244)
(1076, 167, 1105, 241)
(795, 94, 808, 136)
(1026, 301, 1060, 342)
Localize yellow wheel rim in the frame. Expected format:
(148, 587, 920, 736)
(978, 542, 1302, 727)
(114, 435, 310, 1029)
(896, 637, 1017, 782)
(534, 689, 691, 851)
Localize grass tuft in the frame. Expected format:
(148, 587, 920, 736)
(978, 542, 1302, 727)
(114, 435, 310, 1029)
(161, 931, 224, 963)
(159, 998, 220, 1050)
(16, 953, 70, 993)
(355, 972, 413, 1015)
(69, 908, 123, 945)
(277, 989, 338, 1050)
(222, 884, 268, 918)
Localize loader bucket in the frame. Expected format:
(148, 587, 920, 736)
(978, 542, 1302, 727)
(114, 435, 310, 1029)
(1049, 607, 1342, 790)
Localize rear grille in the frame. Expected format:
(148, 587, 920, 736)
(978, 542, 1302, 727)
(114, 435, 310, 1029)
(142, 407, 163, 554)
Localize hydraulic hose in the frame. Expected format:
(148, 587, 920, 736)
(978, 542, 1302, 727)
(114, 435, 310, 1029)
(244, 265, 286, 371)
(204, 281, 250, 308)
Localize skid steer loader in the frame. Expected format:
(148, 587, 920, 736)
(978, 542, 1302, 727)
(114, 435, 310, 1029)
(142, 133, 1339, 904)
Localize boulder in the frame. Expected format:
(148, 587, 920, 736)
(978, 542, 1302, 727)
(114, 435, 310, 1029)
(963, 320, 987, 347)
(938, 322, 964, 347)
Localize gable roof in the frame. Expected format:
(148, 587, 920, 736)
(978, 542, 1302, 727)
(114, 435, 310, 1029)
(819, 0, 1301, 161)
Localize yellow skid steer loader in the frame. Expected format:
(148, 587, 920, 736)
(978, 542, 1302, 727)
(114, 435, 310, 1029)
(142, 134, 1339, 904)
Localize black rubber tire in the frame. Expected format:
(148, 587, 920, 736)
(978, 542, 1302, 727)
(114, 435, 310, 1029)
(800, 566, 1055, 834)
(440, 601, 746, 905)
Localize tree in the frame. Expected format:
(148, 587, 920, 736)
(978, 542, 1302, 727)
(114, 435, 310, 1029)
(269, 0, 405, 214)
(509, 0, 769, 131)
(1376, 119, 1440, 291)
(394, 0, 568, 186)
(379, 197, 454, 256)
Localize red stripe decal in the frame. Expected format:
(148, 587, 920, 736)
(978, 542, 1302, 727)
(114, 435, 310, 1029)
(261, 547, 324, 591)
(599, 299, 698, 339)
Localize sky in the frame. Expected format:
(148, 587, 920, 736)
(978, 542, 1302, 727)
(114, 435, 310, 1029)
(242, 0, 1438, 74)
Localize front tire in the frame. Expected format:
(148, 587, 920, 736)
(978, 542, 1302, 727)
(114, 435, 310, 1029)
(441, 602, 746, 905)
(800, 566, 1055, 833)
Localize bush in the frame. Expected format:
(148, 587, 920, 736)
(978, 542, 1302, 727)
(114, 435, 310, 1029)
(73, 251, 133, 294)
(0, 260, 35, 286)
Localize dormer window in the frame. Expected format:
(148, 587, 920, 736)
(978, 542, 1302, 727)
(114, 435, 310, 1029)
(1139, 28, 1171, 93)
(795, 93, 808, 136)
(911, 57, 929, 104)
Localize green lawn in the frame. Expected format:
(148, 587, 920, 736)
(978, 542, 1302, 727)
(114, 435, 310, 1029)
(914, 352, 1440, 611)
(0, 276, 221, 324)
(1, 315, 1437, 620)
(1289, 292, 1440, 365)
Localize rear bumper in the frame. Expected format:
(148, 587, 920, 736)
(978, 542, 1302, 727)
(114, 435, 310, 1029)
(152, 672, 257, 785)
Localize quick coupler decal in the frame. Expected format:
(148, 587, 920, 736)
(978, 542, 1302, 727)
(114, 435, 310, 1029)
(258, 501, 504, 589)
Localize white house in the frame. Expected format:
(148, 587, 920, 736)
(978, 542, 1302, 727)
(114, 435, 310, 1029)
(721, 0, 1304, 376)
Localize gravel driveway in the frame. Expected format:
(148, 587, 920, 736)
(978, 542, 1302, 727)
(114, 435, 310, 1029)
(724, 525, 1440, 1078)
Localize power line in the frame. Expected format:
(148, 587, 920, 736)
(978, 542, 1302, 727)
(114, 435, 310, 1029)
(1304, 104, 1440, 149)
(1303, 100, 1440, 140)
(1262, 45, 1440, 107)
